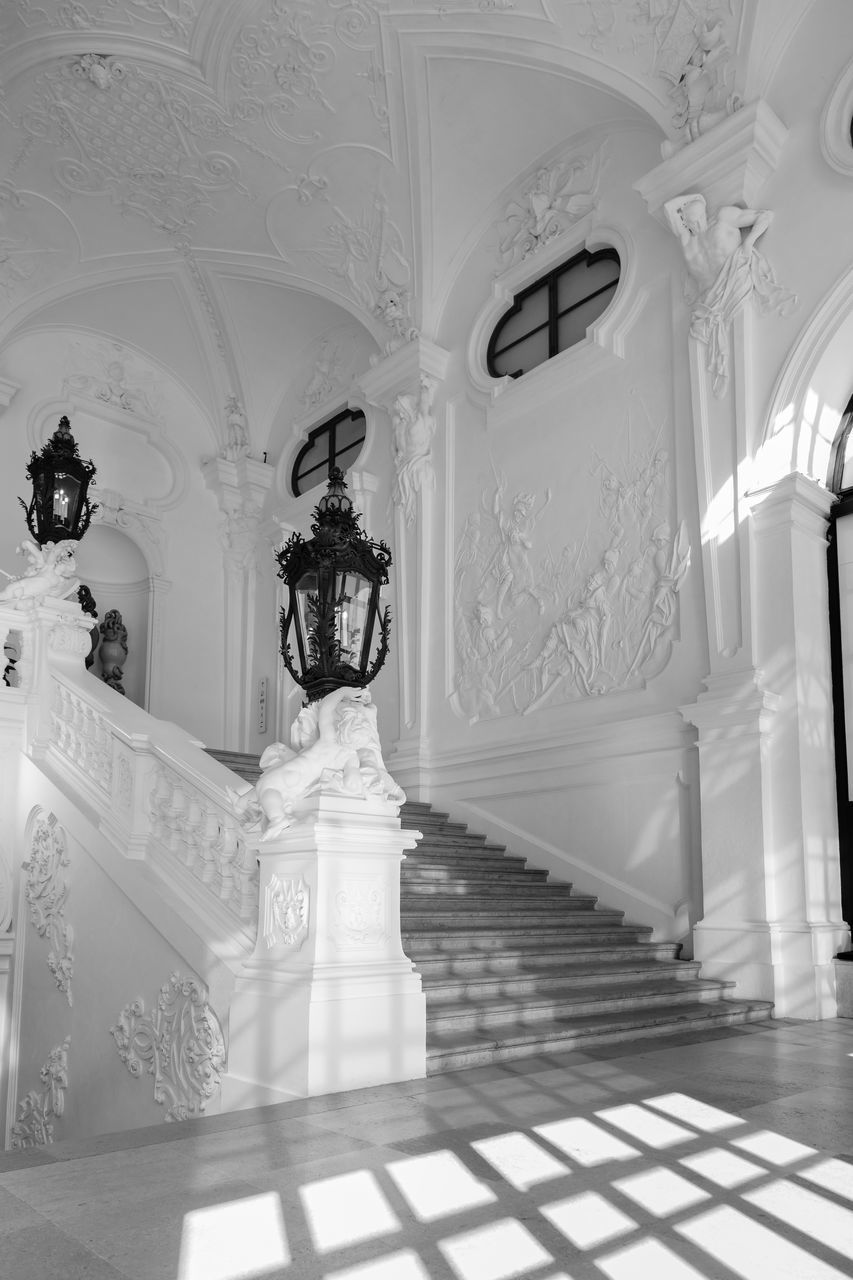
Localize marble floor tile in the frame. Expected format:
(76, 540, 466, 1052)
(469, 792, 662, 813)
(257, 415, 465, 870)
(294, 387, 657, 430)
(3, 1021, 853, 1280)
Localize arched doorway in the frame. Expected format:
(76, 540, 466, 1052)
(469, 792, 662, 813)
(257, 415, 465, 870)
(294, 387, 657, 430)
(74, 524, 150, 708)
(826, 392, 853, 925)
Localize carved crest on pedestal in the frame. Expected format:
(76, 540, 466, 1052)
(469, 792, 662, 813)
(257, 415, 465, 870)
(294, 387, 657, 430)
(263, 873, 309, 950)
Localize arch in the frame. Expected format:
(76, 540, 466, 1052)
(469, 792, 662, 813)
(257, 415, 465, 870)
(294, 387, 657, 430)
(756, 264, 853, 489)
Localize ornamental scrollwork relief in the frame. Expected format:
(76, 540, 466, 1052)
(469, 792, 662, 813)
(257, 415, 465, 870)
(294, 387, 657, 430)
(110, 973, 226, 1122)
(452, 430, 691, 721)
(10, 1036, 71, 1150)
(23, 811, 74, 1005)
(263, 873, 309, 949)
(334, 876, 386, 947)
(495, 147, 604, 270)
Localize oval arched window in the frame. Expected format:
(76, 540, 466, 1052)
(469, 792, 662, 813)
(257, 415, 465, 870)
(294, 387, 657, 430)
(487, 247, 620, 380)
(291, 407, 366, 497)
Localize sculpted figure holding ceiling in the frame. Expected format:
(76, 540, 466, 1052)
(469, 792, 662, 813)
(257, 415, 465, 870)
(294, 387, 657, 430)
(665, 193, 796, 396)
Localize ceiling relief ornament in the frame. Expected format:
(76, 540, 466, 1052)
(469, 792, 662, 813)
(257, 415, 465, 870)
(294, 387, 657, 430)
(655, 11, 741, 153)
(10, 1036, 71, 1150)
(19, 58, 254, 238)
(452, 435, 690, 721)
(23, 810, 74, 1005)
(495, 147, 604, 269)
(309, 196, 418, 352)
(110, 973, 226, 1122)
(300, 334, 346, 409)
(0, 183, 38, 301)
(227, 0, 389, 145)
(665, 194, 797, 398)
(5, 0, 198, 44)
(263, 873, 309, 949)
(64, 339, 165, 420)
(391, 373, 436, 527)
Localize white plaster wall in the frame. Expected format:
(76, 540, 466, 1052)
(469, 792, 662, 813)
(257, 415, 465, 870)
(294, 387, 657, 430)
(9, 768, 233, 1145)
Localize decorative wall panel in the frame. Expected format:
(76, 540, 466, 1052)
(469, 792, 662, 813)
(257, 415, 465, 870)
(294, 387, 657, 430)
(110, 973, 226, 1121)
(23, 811, 74, 1005)
(10, 1036, 70, 1150)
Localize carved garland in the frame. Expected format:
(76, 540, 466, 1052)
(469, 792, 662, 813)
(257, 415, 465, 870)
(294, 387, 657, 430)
(110, 973, 226, 1122)
(10, 1036, 71, 1150)
(23, 811, 74, 1005)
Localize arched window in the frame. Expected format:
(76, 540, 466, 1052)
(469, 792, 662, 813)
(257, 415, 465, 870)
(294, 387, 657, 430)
(828, 392, 853, 494)
(487, 246, 620, 380)
(291, 407, 366, 497)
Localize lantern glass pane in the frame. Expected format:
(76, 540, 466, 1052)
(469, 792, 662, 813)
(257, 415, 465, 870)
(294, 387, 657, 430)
(336, 571, 372, 666)
(295, 572, 318, 655)
(53, 471, 82, 533)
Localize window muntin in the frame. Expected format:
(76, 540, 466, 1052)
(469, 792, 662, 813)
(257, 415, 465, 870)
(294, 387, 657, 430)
(291, 407, 366, 497)
(487, 247, 620, 380)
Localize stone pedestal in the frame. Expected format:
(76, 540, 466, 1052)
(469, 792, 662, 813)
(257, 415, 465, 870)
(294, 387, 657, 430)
(225, 794, 425, 1105)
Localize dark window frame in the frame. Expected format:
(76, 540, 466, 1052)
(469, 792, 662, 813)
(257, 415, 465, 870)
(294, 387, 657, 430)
(291, 406, 367, 497)
(486, 246, 621, 381)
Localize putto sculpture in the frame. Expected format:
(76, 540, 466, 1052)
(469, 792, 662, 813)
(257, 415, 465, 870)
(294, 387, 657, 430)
(230, 686, 404, 840)
(0, 540, 80, 608)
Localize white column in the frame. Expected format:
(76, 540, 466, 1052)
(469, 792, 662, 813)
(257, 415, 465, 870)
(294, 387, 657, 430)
(225, 794, 425, 1104)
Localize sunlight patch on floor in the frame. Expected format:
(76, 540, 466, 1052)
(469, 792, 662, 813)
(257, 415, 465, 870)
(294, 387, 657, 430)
(300, 1170, 400, 1253)
(177, 1192, 289, 1280)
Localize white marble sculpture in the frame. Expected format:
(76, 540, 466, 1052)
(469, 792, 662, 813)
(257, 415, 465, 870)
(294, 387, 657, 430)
(665, 194, 797, 396)
(0, 540, 80, 607)
(231, 686, 404, 840)
(391, 374, 436, 526)
(221, 396, 251, 461)
(661, 17, 741, 154)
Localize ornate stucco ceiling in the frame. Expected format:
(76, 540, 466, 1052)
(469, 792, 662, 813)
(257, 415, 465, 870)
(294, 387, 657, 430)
(0, 0, 807, 455)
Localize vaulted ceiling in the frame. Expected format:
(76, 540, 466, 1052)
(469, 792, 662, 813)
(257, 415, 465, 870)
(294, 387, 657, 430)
(0, 0, 807, 458)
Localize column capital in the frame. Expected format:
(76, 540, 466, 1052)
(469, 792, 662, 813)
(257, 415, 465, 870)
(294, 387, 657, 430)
(202, 453, 274, 515)
(747, 470, 834, 536)
(356, 336, 451, 412)
(635, 99, 788, 224)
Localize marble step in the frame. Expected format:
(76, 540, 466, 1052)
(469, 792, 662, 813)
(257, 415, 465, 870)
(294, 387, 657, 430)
(425, 978, 735, 1032)
(402, 864, 548, 884)
(425, 999, 774, 1072)
(402, 880, 574, 897)
(421, 958, 702, 999)
(413, 940, 684, 975)
(404, 850, 528, 872)
(403, 923, 654, 953)
(401, 904, 614, 928)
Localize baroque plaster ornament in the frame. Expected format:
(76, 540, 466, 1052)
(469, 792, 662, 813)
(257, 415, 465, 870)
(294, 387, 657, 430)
(264, 873, 309, 949)
(74, 54, 126, 91)
(230, 685, 405, 840)
(665, 194, 797, 396)
(452, 440, 690, 720)
(6, 2, 198, 43)
(301, 336, 344, 408)
(334, 877, 386, 947)
(221, 396, 252, 460)
(658, 15, 742, 153)
(110, 973, 226, 1122)
(10, 1037, 71, 1150)
(24, 811, 74, 1004)
(391, 374, 436, 526)
(220, 501, 264, 572)
(309, 198, 415, 345)
(65, 345, 163, 419)
(0, 540, 80, 608)
(496, 149, 604, 269)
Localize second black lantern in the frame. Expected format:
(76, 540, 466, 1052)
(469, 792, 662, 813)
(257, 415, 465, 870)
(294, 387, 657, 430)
(277, 468, 392, 703)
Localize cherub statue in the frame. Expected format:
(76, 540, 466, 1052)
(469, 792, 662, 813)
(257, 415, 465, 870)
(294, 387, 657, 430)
(230, 686, 403, 840)
(0, 540, 80, 608)
(665, 193, 796, 396)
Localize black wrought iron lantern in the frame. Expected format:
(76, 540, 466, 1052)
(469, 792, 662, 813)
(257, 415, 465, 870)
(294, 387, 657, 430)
(277, 468, 392, 702)
(19, 415, 97, 545)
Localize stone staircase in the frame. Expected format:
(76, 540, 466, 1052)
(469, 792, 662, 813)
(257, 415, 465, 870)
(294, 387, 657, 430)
(207, 752, 773, 1073)
(400, 800, 773, 1073)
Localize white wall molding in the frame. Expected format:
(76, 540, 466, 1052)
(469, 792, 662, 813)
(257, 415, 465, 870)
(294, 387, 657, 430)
(821, 54, 853, 177)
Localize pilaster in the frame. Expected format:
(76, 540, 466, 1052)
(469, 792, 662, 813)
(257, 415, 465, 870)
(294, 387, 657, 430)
(225, 793, 425, 1104)
(640, 106, 848, 1016)
(357, 339, 450, 790)
(203, 455, 274, 751)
